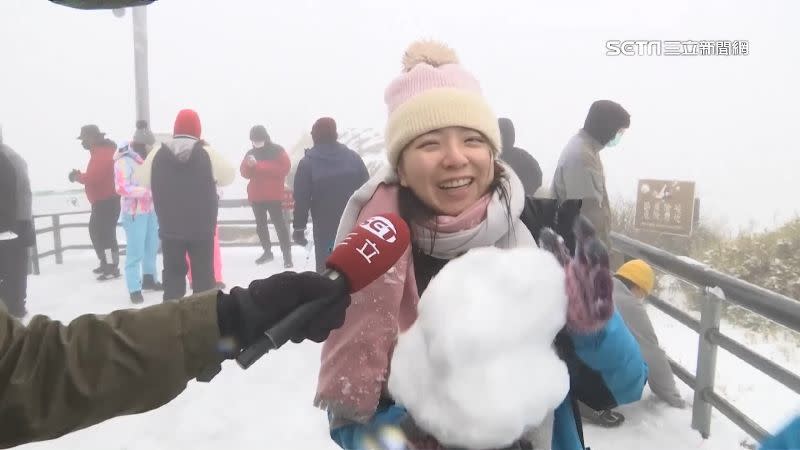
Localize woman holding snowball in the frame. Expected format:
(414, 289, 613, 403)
(314, 40, 648, 450)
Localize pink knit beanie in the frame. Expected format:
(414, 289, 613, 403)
(383, 40, 502, 170)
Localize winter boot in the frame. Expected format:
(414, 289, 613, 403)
(142, 274, 163, 291)
(97, 267, 121, 281)
(92, 265, 105, 274)
(281, 243, 293, 269)
(578, 402, 625, 428)
(95, 250, 114, 280)
(130, 291, 144, 304)
(97, 249, 121, 281)
(255, 251, 274, 265)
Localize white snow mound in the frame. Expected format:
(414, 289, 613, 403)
(388, 246, 571, 449)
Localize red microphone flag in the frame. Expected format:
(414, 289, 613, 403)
(325, 213, 411, 293)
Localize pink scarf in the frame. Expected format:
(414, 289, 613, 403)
(314, 176, 532, 426)
(429, 194, 490, 232)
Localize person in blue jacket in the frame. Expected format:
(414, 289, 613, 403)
(313, 40, 647, 450)
(761, 416, 800, 450)
(292, 117, 369, 272)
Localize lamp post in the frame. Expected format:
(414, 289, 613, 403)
(113, 6, 150, 123)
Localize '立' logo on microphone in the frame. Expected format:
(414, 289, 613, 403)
(359, 216, 397, 243)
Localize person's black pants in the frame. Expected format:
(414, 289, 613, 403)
(161, 238, 213, 301)
(0, 239, 29, 316)
(252, 201, 291, 257)
(89, 196, 120, 267)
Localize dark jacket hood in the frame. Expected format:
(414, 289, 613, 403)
(166, 137, 203, 163)
(498, 118, 515, 149)
(306, 142, 352, 162)
(582, 100, 630, 146)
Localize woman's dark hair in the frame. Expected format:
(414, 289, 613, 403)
(397, 159, 515, 254)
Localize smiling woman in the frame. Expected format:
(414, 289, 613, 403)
(398, 127, 495, 216)
(313, 39, 647, 450)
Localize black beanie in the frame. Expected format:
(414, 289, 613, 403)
(498, 117, 515, 149)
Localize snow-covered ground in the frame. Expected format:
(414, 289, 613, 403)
(16, 247, 800, 450)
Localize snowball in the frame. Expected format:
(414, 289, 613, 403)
(388, 246, 570, 449)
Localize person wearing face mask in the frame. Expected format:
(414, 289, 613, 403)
(70, 125, 121, 281)
(240, 125, 293, 268)
(551, 100, 630, 254)
(114, 120, 163, 304)
(314, 41, 646, 450)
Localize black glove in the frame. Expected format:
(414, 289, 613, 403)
(215, 271, 350, 356)
(292, 228, 308, 246)
(68, 169, 80, 183)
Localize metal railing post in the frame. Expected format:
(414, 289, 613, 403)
(28, 245, 39, 276)
(691, 287, 723, 439)
(53, 215, 63, 264)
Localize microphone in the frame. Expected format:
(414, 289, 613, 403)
(236, 212, 411, 369)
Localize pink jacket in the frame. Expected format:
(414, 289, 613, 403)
(114, 146, 153, 216)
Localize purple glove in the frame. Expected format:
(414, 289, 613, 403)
(540, 215, 614, 334)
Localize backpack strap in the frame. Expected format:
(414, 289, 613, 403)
(554, 329, 588, 449)
(519, 197, 582, 253)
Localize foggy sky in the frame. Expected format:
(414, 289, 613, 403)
(1, 0, 798, 232)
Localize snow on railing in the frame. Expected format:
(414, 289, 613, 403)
(29, 199, 284, 275)
(611, 231, 800, 443)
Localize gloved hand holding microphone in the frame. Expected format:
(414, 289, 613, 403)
(216, 212, 410, 368)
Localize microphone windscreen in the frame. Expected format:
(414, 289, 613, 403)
(326, 212, 411, 293)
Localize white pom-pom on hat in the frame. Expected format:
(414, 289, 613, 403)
(402, 40, 460, 72)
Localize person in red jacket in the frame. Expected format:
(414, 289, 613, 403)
(69, 125, 121, 280)
(240, 125, 293, 268)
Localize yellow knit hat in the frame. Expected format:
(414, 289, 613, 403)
(383, 40, 502, 170)
(616, 259, 656, 295)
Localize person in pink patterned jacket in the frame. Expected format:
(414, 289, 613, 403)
(114, 121, 163, 303)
